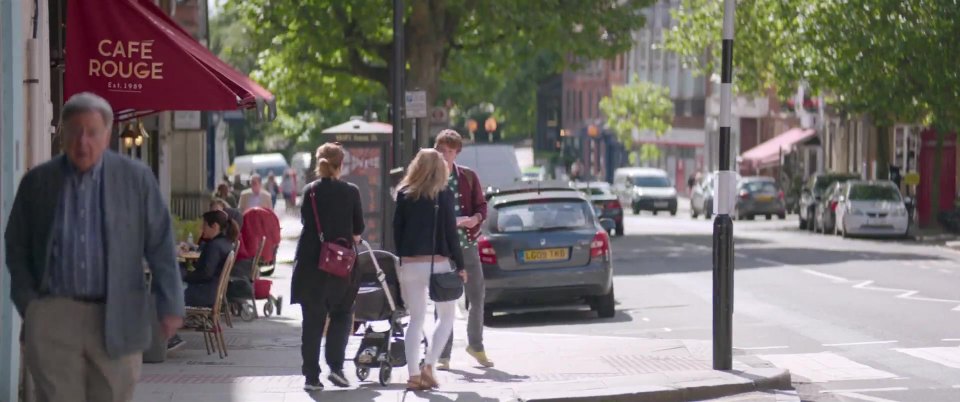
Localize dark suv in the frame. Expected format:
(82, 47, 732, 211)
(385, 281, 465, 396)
(798, 173, 861, 230)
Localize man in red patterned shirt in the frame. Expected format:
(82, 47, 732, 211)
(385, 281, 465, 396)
(434, 129, 494, 369)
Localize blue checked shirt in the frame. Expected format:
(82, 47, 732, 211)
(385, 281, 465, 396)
(47, 158, 106, 298)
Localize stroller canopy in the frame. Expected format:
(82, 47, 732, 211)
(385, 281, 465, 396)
(238, 207, 281, 262)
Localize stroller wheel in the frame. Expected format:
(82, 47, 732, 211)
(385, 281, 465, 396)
(240, 303, 256, 322)
(263, 299, 274, 317)
(356, 367, 370, 382)
(378, 363, 391, 386)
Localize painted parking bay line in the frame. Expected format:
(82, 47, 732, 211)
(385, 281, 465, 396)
(895, 347, 960, 369)
(756, 352, 898, 383)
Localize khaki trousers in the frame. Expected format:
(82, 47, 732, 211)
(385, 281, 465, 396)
(23, 297, 142, 402)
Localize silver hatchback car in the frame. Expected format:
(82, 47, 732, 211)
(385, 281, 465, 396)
(479, 190, 615, 319)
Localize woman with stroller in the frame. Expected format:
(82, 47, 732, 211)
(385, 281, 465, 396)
(292, 142, 364, 391)
(393, 149, 467, 390)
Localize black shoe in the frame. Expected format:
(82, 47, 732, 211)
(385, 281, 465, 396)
(327, 370, 350, 388)
(167, 335, 185, 352)
(304, 379, 324, 391)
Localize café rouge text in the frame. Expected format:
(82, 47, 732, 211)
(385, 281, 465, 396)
(88, 40, 163, 80)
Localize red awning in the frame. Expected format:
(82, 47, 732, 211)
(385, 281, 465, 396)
(741, 128, 816, 166)
(65, 0, 275, 121)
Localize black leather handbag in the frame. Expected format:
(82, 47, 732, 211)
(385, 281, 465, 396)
(428, 199, 464, 302)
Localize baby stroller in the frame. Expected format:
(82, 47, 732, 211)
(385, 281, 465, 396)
(231, 208, 282, 321)
(352, 241, 406, 386)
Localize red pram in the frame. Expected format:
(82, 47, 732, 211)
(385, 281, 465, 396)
(232, 207, 282, 320)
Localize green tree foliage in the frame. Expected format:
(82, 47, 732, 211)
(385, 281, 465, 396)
(666, 0, 960, 224)
(599, 78, 674, 146)
(226, 0, 654, 144)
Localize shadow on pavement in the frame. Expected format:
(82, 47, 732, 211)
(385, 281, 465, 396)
(445, 367, 530, 384)
(485, 307, 632, 328)
(610, 234, 947, 276)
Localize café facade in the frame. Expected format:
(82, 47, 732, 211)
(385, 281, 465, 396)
(1, 0, 275, 399)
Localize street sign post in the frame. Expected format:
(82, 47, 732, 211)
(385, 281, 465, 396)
(713, 0, 737, 371)
(405, 91, 427, 118)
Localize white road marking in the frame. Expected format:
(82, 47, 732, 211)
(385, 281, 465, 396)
(734, 252, 747, 258)
(941, 338, 960, 342)
(821, 387, 908, 394)
(754, 257, 784, 266)
(803, 269, 850, 283)
(953, 385, 960, 389)
(757, 352, 898, 383)
(895, 347, 960, 369)
(641, 317, 650, 322)
(663, 327, 672, 332)
(832, 392, 902, 402)
(920, 265, 933, 270)
(939, 269, 952, 274)
(824, 340, 899, 347)
(733, 345, 790, 351)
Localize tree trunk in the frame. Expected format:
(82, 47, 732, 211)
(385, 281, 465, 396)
(876, 125, 890, 180)
(929, 129, 946, 229)
(406, 0, 451, 153)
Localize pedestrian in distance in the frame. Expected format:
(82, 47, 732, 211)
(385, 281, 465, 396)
(292, 142, 365, 391)
(238, 173, 274, 212)
(433, 129, 494, 369)
(266, 172, 280, 208)
(4, 92, 185, 402)
(393, 148, 467, 391)
(214, 182, 239, 209)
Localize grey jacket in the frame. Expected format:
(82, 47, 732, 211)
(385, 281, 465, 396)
(4, 151, 184, 358)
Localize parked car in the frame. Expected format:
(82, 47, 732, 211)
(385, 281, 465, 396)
(799, 172, 861, 231)
(690, 172, 715, 219)
(572, 181, 624, 237)
(814, 182, 847, 234)
(612, 167, 678, 216)
(522, 166, 548, 182)
(456, 144, 523, 190)
(480, 189, 615, 319)
(835, 180, 909, 238)
(735, 177, 787, 220)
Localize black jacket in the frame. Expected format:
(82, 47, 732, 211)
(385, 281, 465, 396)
(184, 234, 232, 307)
(393, 188, 465, 271)
(292, 178, 365, 307)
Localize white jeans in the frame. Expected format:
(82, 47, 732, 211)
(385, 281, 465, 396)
(398, 259, 457, 376)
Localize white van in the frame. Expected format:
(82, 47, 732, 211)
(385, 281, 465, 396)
(612, 167, 678, 215)
(232, 153, 290, 183)
(456, 144, 522, 190)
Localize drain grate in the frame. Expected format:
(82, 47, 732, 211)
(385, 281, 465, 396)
(601, 355, 711, 375)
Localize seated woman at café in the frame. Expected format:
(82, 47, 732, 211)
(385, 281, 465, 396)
(184, 210, 240, 307)
(169, 210, 239, 351)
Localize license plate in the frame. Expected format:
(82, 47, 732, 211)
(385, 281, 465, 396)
(756, 195, 773, 201)
(654, 201, 668, 208)
(522, 248, 569, 262)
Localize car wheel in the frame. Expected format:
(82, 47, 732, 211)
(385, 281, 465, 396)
(615, 222, 625, 237)
(799, 217, 807, 230)
(766, 214, 772, 220)
(652, 210, 659, 216)
(670, 209, 677, 216)
(778, 212, 786, 220)
(807, 209, 817, 232)
(593, 287, 616, 319)
(705, 211, 713, 219)
(484, 305, 494, 322)
(691, 207, 699, 219)
(632, 204, 640, 215)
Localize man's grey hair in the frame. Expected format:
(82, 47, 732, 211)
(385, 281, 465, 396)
(250, 174, 262, 183)
(62, 92, 114, 132)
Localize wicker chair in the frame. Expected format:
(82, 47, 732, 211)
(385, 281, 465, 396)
(185, 250, 237, 358)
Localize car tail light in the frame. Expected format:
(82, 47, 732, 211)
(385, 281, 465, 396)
(604, 200, 621, 210)
(778, 190, 785, 200)
(739, 190, 750, 199)
(478, 236, 497, 265)
(830, 201, 839, 211)
(591, 231, 610, 259)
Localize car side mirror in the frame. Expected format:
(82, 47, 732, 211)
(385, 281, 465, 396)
(599, 218, 616, 232)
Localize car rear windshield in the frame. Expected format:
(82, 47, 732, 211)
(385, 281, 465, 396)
(815, 175, 859, 194)
(495, 200, 593, 233)
(577, 187, 610, 196)
(633, 176, 671, 187)
(848, 185, 901, 201)
(743, 181, 778, 193)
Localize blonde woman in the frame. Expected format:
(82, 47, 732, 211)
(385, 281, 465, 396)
(393, 149, 467, 390)
(292, 142, 364, 391)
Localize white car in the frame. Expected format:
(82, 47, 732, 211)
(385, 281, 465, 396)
(835, 181, 909, 238)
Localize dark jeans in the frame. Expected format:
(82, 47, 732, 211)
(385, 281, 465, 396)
(300, 303, 353, 380)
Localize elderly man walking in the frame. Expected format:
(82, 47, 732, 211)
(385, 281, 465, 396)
(239, 173, 274, 212)
(4, 92, 185, 402)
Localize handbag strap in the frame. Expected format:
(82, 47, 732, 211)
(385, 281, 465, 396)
(309, 189, 325, 242)
(429, 196, 439, 275)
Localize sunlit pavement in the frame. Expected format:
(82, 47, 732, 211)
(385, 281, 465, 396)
(134, 208, 793, 402)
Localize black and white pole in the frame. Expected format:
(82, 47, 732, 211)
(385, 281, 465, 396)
(713, 0, 736, 371)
